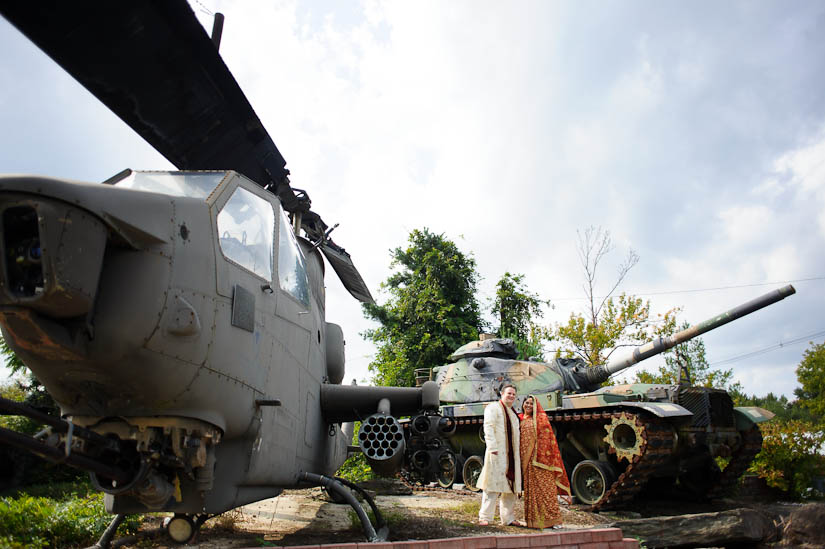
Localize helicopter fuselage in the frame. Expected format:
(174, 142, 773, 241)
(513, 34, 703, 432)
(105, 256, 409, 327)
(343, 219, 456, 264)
(0, 170, 348, 513)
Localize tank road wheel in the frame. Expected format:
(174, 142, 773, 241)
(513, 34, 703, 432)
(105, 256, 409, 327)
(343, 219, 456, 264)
(462, 455, 483, 492)
(436, 451, 457, 488)
(571, 460, 617, 505)
(680, 453, 722, 498)
(603, 412, 646, 462)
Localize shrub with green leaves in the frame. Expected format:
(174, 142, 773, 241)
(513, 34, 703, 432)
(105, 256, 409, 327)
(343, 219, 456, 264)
(337, 453, 374, 483)
(748, 420, 825, 498)
(0, 492, 141, 548)
(336, 421, 374, 483)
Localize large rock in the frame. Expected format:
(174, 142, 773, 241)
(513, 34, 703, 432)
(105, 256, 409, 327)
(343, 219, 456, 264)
(781, 503, 825, 548)
(610, 508, 779, 548)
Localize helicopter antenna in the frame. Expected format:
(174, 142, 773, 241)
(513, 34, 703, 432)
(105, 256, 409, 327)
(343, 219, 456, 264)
(211, 13, 224, 50)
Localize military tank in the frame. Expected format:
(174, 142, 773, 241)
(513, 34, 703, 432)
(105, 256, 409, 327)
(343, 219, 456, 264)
(399, 285, 795, 509)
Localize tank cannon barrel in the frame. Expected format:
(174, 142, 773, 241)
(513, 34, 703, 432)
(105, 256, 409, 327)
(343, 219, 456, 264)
(583, 284, 796, 386)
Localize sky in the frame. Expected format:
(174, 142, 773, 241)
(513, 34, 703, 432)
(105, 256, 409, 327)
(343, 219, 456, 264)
(1, 0, 823, 399)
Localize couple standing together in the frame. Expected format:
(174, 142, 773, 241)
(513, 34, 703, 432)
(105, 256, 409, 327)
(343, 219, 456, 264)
(477, 385, 571, 529)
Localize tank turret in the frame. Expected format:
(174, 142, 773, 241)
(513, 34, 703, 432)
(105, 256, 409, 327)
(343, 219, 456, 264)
(400, 286, 796, 508)
(436, 285, 795, 401)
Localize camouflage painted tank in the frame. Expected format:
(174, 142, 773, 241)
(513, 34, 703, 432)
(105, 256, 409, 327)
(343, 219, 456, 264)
(400, 285, 795, 509)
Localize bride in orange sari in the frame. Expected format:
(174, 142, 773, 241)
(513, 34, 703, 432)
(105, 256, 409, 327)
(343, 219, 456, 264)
(519, 395, 571, 529)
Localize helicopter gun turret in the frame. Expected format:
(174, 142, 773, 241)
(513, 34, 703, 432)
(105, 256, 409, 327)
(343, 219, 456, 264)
(321, 382, 440, 475)
(402, 286, 795, 508)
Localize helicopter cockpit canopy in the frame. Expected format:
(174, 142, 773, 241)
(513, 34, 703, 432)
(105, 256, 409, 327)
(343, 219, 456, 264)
(110, 170, 227, 199)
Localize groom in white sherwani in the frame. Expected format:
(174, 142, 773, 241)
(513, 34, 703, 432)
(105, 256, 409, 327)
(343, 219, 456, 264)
(477, 384, 524, 526)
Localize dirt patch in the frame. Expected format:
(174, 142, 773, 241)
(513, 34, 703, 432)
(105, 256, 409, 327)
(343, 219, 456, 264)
(121, 488, 799, 548)
(121, 487, 612, 548)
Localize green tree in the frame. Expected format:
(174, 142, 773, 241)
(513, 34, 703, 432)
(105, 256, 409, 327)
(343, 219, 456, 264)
(545, 227, 677, 367)
(362, 228, 483, 387)
(492, 272, 548, 360)
(740, 342, 825, 498)
(492, 272, 547, 341)
(1, 338, 59, 426)
(632, 321, 742, 392)
(1, 338, 83, 488)
(732, 391, 817, 423)
(1, 337, 26, 375)
(794, 340, 825, 423)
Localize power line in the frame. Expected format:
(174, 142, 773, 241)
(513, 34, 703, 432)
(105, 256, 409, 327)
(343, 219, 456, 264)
(710, 329, 825, 367)
(549, 277, 825, 302)
(193, 0, 214, 16)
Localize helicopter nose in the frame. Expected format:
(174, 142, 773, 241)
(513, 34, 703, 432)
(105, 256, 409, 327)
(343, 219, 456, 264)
(0, 198, 108, 359)
(0, 199, 107, 317)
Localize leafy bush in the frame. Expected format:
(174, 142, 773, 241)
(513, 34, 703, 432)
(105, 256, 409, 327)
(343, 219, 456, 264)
(0, 380, 38, 435)
(0, 491, 141, 548)
(748, 420, 825, 498)
(336, 422, 374, 483)
(0, 379, 84, 490)
(0, 535, 47, 549)
(337, 452, 374, 483)
(15, 479, 96, 500)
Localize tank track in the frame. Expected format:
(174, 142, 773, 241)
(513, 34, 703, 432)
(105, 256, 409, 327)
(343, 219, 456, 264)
(398, 409, 677, 509)
(706, 425, 763, 499)
(396, 469, 477, 496)
(546, 408, 675, 511)
(398, 414, 762, 507)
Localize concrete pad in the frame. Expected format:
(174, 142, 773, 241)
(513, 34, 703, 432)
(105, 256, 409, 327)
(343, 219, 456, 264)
(237, 492, 470, 533)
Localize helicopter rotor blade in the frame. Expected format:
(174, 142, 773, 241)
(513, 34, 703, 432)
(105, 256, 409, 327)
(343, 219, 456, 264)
(320, 243, 374, 304)
(1, 0, 374, 302)
(0, 0, 302, 208)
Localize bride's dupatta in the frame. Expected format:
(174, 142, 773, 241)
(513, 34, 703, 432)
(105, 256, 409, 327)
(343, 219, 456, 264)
(527, 394, 571, 498)
(520, 395, 569, 528)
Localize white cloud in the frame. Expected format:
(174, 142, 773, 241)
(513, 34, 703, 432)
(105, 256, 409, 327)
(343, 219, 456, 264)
(3, 1, 824, 398)
(608, 42, 665, 117)
(717, 205, 774, 244)
(774, 131, 825, 238)
(753, 177, 785, 198)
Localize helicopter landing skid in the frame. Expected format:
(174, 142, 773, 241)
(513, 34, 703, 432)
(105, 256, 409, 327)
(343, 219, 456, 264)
(300, 472, 389, 542)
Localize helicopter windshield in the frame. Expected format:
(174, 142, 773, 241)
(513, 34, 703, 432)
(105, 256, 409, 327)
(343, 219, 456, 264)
(113, 171, 226, 199)
(276, 207, 310, 306)
(217, 187, 275, 281)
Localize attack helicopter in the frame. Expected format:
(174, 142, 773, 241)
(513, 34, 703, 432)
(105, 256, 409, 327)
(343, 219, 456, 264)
(0, 2, 438, 545)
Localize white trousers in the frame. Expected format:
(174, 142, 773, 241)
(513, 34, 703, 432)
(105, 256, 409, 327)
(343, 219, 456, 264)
(479, 490, 517, 524)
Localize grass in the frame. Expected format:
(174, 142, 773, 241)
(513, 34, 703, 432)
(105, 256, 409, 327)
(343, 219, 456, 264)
(347, 508, 407, 531)
(437, 500, 480, 527)
(456, 500, 480, 516)
(0, 479, 142, 548)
